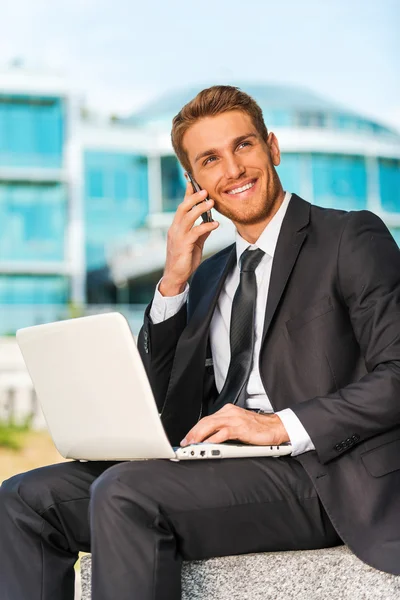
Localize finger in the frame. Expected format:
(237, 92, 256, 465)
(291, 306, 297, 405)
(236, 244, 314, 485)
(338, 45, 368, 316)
(203, 428, 232, 444)
(216, 403, 238, 414)
(181, 415, 225, 445)
(183, 181, 208, 207)
(182, 198, 215, 229)
(187, 220, 219, 244)
(174, 186, 209, 226)
(195, 230, 214, 250)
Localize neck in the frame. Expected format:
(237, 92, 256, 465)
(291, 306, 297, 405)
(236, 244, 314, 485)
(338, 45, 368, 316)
(235, 189, 286, 244)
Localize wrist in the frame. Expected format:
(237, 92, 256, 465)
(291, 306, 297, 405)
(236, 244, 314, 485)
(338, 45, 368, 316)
(258, 413, 290, 445)
(159, 276, 187, 297)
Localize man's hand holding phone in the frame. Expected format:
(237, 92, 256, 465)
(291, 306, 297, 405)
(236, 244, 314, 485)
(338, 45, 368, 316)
(159, 180, 219, 297)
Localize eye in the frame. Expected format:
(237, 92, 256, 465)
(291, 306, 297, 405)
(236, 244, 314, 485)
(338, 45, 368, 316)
(237, 141, 251, 150)
(203, 155, 217, 167)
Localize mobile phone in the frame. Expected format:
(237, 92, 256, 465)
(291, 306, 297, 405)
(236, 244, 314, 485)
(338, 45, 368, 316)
(186, 173, 213, 223)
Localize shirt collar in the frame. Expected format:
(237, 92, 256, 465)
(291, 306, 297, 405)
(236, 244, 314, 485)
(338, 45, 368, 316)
(235, 191, 292, 265)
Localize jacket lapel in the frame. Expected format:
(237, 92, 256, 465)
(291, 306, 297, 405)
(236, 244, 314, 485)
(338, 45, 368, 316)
(161, 245, 236, 443)
(262, 195, 310, 344)
(186, 245, 236, 335)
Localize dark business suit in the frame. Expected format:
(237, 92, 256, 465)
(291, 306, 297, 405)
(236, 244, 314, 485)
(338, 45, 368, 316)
(139, 194, 400, 575)
(1, 194, 400, 600)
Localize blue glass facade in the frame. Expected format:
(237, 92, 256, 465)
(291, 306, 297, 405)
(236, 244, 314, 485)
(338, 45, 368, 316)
(0, 275, 69, 335)
(311, 154, 367, 210)
(161, 155, 186, 212)
(378, 159, 400, 212)
(277, 153, 304, 196)
(0, 95, 64, 168)
(0, 182, 66, 261)
(84, 151, 149, 270)
(0, 275, 68, 304)
(0, 91, 67, 334)
(390, 228, 400, 246)
(278, 153, 369, 211)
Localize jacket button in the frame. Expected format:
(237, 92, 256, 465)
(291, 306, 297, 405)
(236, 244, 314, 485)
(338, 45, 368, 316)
(143, 330, 149, 353)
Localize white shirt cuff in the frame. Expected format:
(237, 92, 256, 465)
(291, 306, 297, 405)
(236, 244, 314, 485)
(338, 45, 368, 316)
(149, 279, 189, 324)
(275, 408, 315, 456)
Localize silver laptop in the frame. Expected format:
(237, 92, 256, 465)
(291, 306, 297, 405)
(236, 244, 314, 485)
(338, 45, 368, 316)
(16, 312, 292, 461)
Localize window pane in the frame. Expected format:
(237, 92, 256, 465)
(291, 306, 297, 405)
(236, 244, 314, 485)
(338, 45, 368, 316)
(161, 156, 186, 212)
(0, 183, 66, 261)
(114, 171, 129, 201)
(312, 154, 367, 210)
(0, 95, 64, 168)
(379, 159, 400, 212)
(0, 275, 68, 304)
(84, 151, 149, 270)
(87, 169, 105, 198)
(277, 154, 303, 194)
(389, 228, 400, 246)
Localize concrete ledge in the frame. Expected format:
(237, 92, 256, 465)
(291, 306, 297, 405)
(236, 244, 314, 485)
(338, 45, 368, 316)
(80, 545, 400, 599)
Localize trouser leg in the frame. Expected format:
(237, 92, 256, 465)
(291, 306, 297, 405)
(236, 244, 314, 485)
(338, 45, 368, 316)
(90, 456, 341, 600)
(0, 460, 113, 600)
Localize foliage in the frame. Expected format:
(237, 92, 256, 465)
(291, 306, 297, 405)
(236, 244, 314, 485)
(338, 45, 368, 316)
(0, 416, 32, 450)
(67, 302, 85, 319)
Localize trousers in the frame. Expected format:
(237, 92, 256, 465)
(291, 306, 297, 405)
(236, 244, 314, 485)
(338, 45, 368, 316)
(0, 455, 341, 600)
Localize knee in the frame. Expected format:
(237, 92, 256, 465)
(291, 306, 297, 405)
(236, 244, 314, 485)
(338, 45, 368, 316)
(0, 472, 31, 515)
(1, 472, 27, 498)
(90, 463, 134, 508)
(90, 462, 156, 514)
(90, 466, 115, 508)
(1, 469, 55, 514)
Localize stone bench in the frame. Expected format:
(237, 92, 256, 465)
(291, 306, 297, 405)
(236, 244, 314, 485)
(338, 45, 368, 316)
(80, 545, 400, 599)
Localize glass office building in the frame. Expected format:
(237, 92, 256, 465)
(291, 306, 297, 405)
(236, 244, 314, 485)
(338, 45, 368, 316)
(0, 69, 71, 334)
(0, 71, 399, 334)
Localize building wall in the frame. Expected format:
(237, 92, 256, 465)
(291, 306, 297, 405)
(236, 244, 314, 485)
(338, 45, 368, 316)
(0, 92, 69, 334)
(0, 95, 64, 168)
(0, 81, 399, 333)
(83, 150, 150, 302)
(0, 181, 67, 261)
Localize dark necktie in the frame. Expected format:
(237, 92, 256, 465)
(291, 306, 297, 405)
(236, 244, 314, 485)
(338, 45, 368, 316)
(212, 247, 265, 413)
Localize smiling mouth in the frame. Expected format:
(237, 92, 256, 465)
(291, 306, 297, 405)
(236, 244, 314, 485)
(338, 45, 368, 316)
(225, 179, 257, 195)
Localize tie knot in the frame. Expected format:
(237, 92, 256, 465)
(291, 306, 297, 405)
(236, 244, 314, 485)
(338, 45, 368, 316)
(240, 248, 265, 273)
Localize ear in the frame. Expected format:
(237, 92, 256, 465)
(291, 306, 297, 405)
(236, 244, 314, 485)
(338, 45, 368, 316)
(267, 132, 281, 167)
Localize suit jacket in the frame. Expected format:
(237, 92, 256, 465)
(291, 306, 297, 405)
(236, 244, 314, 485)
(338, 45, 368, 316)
(138, 194, 400, 575)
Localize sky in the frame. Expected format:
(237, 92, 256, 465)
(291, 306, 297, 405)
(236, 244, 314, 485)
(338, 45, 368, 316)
(0, 0, 399, 129)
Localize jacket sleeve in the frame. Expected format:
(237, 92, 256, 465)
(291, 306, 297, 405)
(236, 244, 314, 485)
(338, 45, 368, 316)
(138, 301, 187, 413)
(292, 210, 400, 464)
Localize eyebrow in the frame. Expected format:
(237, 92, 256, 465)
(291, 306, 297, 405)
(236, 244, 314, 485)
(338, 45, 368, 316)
(194, 133, 258, 164)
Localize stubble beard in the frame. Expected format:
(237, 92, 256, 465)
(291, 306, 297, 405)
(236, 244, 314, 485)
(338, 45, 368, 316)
(214, 172, 283, 226)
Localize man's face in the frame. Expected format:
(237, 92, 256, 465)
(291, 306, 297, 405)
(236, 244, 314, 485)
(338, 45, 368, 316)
(183, 110, 283, 228)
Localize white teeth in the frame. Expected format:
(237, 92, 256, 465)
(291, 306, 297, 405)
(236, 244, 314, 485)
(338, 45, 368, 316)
(227, 181, 255, 195)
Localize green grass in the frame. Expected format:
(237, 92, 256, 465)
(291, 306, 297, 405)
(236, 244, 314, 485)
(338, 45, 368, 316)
(0, 418, 32, 450)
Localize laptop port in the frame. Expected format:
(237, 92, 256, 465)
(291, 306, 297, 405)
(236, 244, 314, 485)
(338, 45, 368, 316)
(211, 450, 221, 456)
(200, 450, 206, 457)
(191, 450, 195, 456)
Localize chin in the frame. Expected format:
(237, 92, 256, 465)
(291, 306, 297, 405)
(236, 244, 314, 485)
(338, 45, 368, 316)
(216, 204, 272, 226)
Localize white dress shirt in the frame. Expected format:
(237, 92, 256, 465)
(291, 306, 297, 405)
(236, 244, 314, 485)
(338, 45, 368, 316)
(150, 192, 315, 456)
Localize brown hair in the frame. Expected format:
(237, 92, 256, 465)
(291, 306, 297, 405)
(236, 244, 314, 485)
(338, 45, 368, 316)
(171, 85, 269, 173)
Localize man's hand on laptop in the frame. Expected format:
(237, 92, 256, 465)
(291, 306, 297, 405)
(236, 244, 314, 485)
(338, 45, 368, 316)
(180, 404, 290, 447)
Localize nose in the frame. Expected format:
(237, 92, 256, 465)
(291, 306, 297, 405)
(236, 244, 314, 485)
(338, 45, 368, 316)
(224, 155, 245, 180)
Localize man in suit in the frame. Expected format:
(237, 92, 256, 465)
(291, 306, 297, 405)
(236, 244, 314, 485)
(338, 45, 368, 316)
(1, 85, 400, 600)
